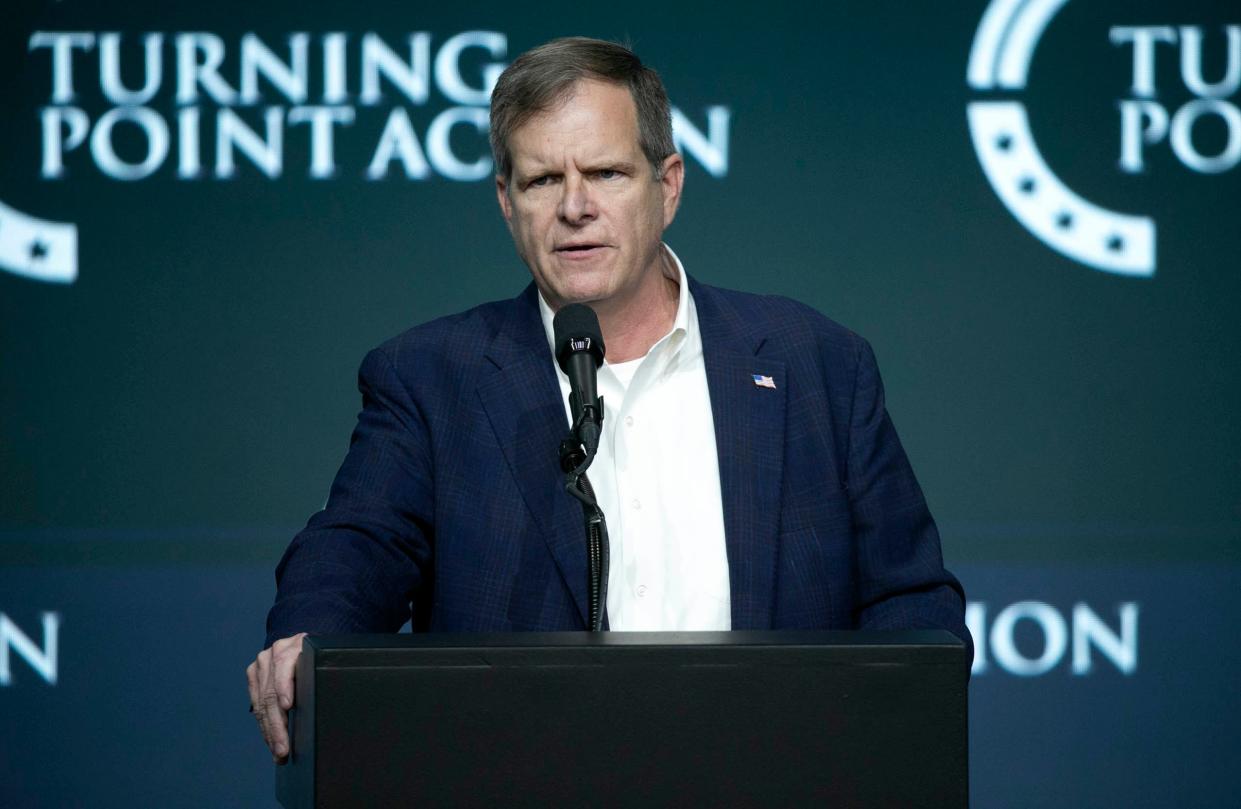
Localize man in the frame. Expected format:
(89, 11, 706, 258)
(247, 37, 970, 763)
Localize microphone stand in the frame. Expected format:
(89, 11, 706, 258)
(559, 406, 609, 632)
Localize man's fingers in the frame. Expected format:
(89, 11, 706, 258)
(246, 635, 307, 764)
(272, 632, 307, 711)
(260, 688, 290, 762)
(248, 634, 306, 764)
(245, 661, 259, 710)
(246, 647, 286, 760)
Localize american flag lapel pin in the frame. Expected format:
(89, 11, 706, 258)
(752, 373, 777, 389)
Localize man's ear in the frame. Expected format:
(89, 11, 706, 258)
(658, 153, 685, 228)
(495, 174, 513, 226)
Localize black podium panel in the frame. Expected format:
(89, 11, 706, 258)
(277, 631, 968, 808)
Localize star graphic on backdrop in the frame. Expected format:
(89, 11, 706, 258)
(995, 134, 1013, 152)
(29, 239, 49, 260)
(1106, 235, 1125, 252)
(1018, 177, 1036, 194)
(1055, 211, 1073, 230)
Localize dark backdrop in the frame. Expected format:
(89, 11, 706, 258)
(2, 1, 1238, 806)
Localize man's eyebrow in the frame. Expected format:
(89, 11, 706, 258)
(512, 159, 637, 184)
(588, 161, 637, 173)
(516, 159, 551, 173)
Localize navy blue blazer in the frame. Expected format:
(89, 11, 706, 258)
(266, 279, 970, 659)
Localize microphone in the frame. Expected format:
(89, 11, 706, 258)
(553, 304, 610, 631)
(553, 304, 606, 456)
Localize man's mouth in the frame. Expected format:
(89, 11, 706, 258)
(554, 243, 608, 259)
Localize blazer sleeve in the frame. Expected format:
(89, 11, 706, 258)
(844, 336, 974, 666)
(264, 346, 434, 648)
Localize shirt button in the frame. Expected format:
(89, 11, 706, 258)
(636, 585, 648, 597)
(625, 416, 634, 427)
(631, 498, 641, 510)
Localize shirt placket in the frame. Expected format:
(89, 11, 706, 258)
(614, 363, 651, 628)
(626, 332, 687, 629)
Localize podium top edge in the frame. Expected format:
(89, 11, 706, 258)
(303, 629, 965, 652)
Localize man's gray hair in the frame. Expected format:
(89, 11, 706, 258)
(489, 37, 676, 182)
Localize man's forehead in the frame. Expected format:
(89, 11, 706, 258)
(508, 79, 641, 165)
(536, 77, 636, 123)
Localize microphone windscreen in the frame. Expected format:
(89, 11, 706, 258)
(553, 304, 606, 372)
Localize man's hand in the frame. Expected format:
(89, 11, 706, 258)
(246, 632, 307, 764)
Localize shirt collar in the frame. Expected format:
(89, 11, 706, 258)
(538, 243, 693, 365)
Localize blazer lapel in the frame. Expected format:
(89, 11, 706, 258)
(476, 285, 589, 627)
(692, 280, 786, 630)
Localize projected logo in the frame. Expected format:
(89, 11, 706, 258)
(0, 612, 60, 686)
(1, 30, 732, 285)
(967, 0, 1156, 277)
(966, 600, 1137, 677)
(0, 200, 78, 283)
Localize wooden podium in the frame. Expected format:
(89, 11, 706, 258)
(276, 631, 968, 808)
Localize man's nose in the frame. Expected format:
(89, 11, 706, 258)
(558, 174, 597, 224)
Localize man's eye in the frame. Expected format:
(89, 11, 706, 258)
(528, 176, 550, 188)
(596, 169, 619, 180)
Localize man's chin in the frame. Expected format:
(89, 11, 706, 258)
(545, 289, 611, 311)
(538, 272, 617, 310)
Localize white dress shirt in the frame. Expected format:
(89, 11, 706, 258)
(539, 245, 731, 631)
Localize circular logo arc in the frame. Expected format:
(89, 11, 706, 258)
(968, 0, 1156, 277)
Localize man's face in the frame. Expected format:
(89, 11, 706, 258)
(496, 79, 684, 312)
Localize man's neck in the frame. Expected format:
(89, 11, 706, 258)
(592, 247, 681, 363)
